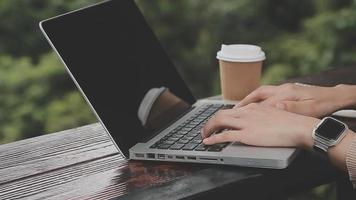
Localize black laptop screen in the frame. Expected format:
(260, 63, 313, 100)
(40, 0, 196, 156)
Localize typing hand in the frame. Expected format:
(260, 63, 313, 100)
(237, 83, 356, 118)
(201, 103, 319, 149)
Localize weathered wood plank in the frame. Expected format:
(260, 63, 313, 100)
(0, 123, 204, 200)
(0, 123, 119, 184)
(0, 153, 203, 199)
(284, 66, 356, 87)
(0, 154, 125, 199)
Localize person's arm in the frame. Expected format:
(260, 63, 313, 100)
(346, 137, 356, 187)
(335, 84, 356, 110)
(298, 122, 355, 171)
(237, 84, 356, 118)
(296, 118, 356, 186)
(201, 104, 356, 186)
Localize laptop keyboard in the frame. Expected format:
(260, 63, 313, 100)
(150, 104, 234, 152)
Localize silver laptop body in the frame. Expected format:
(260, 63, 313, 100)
(129, 99, 298, 169)
(39, 0, 298, 169)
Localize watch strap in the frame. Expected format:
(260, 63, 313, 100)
(312, 139, 329, 159)
(313, 140, 329, 153)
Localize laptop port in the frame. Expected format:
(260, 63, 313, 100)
(200, 157, 218, 161)
(158, 154, 165, 159)
(135, 153, 145, 158)
(187, 156, 196, 160)
(176, 156, 184, 159)
(167, 155, 173, 159)
(147, 153, 155, 159)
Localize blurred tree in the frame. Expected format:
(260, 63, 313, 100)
(0, 0, 99, 62)
(0, 53, 96, 143)
(136, 0, 316, 97)
(263, 0, 356, 83)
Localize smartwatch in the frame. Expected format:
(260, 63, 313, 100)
(312, 117, 348, 154)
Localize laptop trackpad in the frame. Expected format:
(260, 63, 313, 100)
(225, 142, 297, 159)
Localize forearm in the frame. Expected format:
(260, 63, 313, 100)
(335, 84, 356, 110)
(328, 130, 355, 171)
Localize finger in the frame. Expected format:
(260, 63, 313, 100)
(203, 130, 242, 145)
(275, 102, 287, 110)
(215, 108, 241, 117)
(201, 115, 242, 139)
(238, 85, 276, 107)
(260, 97, 279, 107)
(259, 95, 288, 107)
(280, 100, 316, 117)
(219, 107, 248, 118)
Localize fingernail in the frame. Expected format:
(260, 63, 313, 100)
(203, 138, 209, 144)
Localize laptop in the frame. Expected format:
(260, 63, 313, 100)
(39, 0, 298, 169)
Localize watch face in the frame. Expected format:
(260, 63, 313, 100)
(315, 118, 346, 140)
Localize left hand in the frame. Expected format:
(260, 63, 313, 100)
(237, 83, 355, 118)
(201, 103, 319, 149)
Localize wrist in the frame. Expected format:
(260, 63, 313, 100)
(328, 130, 355, 171)
(296, 117, 320, 150)
(334, 84, 356, 110)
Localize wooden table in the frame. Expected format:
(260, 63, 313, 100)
(1, 67, 356, 200)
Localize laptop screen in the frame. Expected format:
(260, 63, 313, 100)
(40, 0, 196, 156)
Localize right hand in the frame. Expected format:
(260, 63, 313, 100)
(202, 103, 318, 149)
(237, 83, 356, 118)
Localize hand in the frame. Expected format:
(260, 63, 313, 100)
(238, 83, 356, 118)
(201, 103, 319, 149)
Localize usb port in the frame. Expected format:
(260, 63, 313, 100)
(176, 156, 184, 159)
(158, 154, 165, 159)
(167, 155, 174, 159)
(147, 153, 155, 159)
(135, 153, 145, 158)
(187, 156, 196, 160)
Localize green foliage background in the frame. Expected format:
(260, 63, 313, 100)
(0, 1, 355, 198)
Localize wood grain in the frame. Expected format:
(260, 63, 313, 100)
(0, 123, 118, 184)
(0, 123, 213, 199)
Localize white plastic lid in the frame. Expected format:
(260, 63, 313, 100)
(216, 44, 266, 62)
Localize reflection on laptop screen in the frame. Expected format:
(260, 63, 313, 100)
(41, 0, 196, 156)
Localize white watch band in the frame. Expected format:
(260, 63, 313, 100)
(314, 139, 329, 152)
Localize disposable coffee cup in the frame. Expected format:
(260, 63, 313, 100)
(217, 44, 265, 100)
